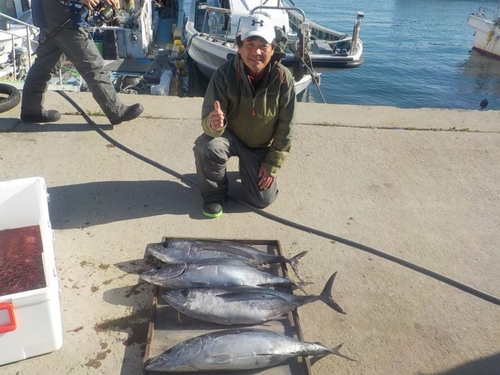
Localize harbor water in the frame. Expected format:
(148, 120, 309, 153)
(186, 0, 500, 110)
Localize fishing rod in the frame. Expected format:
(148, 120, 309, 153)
(38, 6, 88, 46)
(57, 90, 500, 307)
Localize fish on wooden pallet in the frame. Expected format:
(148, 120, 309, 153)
(145, 328, 356, 372)
(161, 271, 345, 325)
(146, 238, 307, 281)
(140, 258, 310, 294)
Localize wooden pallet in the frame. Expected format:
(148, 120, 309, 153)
(143, 238, 312, 375)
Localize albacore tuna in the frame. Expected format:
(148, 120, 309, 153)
(140, 258, 309, 294)
(161, 272, 345, 325)
(146, 238, 307, 280)
(145, 328, 355, 372)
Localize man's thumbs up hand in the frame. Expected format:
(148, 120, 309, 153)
(209, 100, 225, 131)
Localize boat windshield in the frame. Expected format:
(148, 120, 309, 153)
(0, 0, 30, 18)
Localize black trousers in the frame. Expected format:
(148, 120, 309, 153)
(22, 3, 125, 122)
(193, 131, 279, 209)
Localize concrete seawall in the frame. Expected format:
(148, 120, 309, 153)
(2, 91, 498, 131)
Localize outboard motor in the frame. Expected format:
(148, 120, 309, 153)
(351, 11, 364, 55)
(7, 46, 29, 80)
(8, 46, 28, 66)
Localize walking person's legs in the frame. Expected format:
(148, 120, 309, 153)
(21, 0, 144, 125)
(57, 27, 142, 124)
(21, 36, 64, 122)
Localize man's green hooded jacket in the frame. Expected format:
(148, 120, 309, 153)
(201, 53, 296, 177)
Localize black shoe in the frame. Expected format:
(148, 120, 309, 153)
(21, 110, 60, 123)
(203, 201, 223, 218)
(111, 103, 144, 125)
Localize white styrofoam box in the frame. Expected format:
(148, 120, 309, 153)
(0, 177, 63, 366)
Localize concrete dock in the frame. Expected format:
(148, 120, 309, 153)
(1, 91, 499, 375)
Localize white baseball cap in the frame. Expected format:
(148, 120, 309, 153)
(238, 14, 275, 44)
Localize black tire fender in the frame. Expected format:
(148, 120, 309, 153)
(0, 83, 21, 113)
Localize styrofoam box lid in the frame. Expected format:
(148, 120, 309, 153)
(0, 177, 50, 229)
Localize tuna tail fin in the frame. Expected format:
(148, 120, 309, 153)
(319, 272, 346, 314)
(285, 251, 308, 282)
(328, 343, 357, 362)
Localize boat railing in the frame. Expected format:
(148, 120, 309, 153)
(199, 6, 233, 44)
(473, 6, 500, 23)
(0, 11, 39, 74)
(287, 6, 363, 56)
(250, 5, 306, 23)
(198, 5, 307, 46)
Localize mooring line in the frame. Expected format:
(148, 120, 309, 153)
(58, 90, 500, 306)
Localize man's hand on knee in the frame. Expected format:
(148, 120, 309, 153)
(258, 166, 275, 190)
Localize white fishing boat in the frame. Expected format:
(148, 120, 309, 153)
(184, 0, 364, 93)
(467, 6, 500, 60)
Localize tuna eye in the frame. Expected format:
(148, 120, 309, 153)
(180, 290, 190, 297)
(155, 265, 163, 270)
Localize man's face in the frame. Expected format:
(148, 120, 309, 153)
(238, 37, 275, 76)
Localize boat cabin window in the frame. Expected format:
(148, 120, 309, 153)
(0, 0, 16, 17)
(21, 0, 30, 12)
(0, 0, 29, 17)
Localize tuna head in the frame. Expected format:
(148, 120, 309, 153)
(145, 336, 204, 372)
(145, 242, 167, 261)
(145, 238, 189, 263)
(140, 263, 187, 287)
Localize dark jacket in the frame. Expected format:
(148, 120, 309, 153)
(32, 0, 88, 30)
(201, 54, 296, 177)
